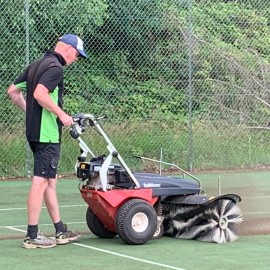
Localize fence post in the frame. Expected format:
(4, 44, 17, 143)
(187, 0, 194, 172)
(25, 0, 31, 178)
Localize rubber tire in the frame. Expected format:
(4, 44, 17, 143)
(86, 207, 117, 238)
(152, 223, 164, 240)
(115, 199, 157, 245)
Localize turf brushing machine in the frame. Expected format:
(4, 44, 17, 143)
(70, 113, 243, 245)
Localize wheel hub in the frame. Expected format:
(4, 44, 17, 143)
(131, 212, 149, 233)
(219, 216, 229, 230)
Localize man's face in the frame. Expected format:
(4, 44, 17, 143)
(65, 45, 79, 65)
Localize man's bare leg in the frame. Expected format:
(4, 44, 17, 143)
(27, 176, 48, 225)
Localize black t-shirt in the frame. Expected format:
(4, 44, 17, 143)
(14, 50, 66, 143)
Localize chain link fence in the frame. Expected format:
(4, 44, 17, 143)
(1, 0, 270, 178)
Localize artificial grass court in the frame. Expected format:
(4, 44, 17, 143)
(1, 171, 270, 269)
(0, 234, 269, 270)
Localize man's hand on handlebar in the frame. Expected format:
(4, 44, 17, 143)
(59, 112, 74, 127)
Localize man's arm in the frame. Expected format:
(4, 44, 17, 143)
(7, 84, 26, 113)
(33, 83, 73, 127)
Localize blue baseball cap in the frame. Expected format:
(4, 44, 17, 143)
(59, 34, 87, 58)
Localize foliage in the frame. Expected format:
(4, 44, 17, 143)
(2, 0, 270, 176)
(2, 0, 270, 124)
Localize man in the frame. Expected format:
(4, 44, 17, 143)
(7, 34, 87, 249)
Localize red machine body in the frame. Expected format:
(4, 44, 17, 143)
(81, 188, 158, 232)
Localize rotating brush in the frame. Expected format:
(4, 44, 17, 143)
(163, 199, 243, 243)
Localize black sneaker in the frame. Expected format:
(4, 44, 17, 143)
(23, 231, 56, 249)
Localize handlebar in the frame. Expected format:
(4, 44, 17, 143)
(73, 113, 95, 126)
(70, 113, 107, 139)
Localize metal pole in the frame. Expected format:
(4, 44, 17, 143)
(187, 0, 194, 172)
(159, 148, 163, 175)
(25, 0, 30, 66)
(218, 176, 221, 195)
(25, 0, 31, 178)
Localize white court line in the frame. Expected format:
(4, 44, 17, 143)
(0, 204, 86, 211)
(243, 211, 270, 215)
(73, 243, 186, 270)
(5, 227, 26, 233)
(241, 196, 270, 199)
(1, 204, 270, 216)
(4, 227, 186, 270)
(0, 221, 85, 229)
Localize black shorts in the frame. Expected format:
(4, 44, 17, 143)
(28, 142, 61, 179)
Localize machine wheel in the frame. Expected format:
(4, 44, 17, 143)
(115, 199, 157, 245)
(152, 223, 164, 239)
(86, 207, 117, 238)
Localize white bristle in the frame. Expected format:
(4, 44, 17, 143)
(163, 199, 243, 243)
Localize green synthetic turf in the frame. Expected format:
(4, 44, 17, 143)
(0, 234, 269, 270)
(1, 172, 270, 269)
